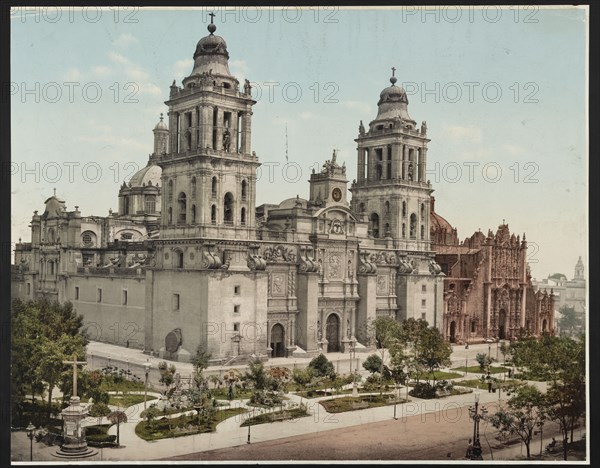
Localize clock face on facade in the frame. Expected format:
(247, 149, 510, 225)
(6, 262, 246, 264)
(332, 188, 342, 202)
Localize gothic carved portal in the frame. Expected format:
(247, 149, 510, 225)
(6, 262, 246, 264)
(326, 314, 340, 352)
(498, 308, 507, 339)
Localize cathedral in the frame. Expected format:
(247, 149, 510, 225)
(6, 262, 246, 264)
(11, 20, 554, 363)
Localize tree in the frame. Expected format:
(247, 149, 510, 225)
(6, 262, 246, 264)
(499, 342, 511, 364)
(292, 367, 314, 397)
(362, 354, 383, 374)
(488, 384, 546, 459)
(511, 334, 586, 460)
(308, 354, 335, 379)
(11, 299, 86, 422)
(107, 410, 127, 446)
(89, 402, 111, 419)
(414, 327, 452, 385)
(158, 361, 177, 396)
(475, 353, 492, 372)
(558, 306, 583, 336)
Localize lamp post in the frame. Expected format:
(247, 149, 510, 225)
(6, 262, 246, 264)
(26, 422, 35, 461)
(488, 344, 491, 360)
(143, 360, 151, 410)
(468, 392, 487, 460)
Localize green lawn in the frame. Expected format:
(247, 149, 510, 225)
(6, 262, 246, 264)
(451, 365, 509, 374)
(240, 407, 310, 427)
(455, 379, 524, 390)
(319, 395, 408, 413)
(135, 407, 247, 441)
(108, 394, 157, 408)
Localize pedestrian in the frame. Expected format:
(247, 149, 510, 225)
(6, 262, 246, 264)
(486, 372, 492, 393)
(466, 438, 473, 458)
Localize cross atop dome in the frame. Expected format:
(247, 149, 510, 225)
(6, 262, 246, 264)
(208, 12, 217, 34)
(390, 66, 397, 85)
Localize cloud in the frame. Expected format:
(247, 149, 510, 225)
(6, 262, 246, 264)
(138, 82, 163, 96)
(91, 65, 112, 77)
(440, 125, 483, 144)
(173, 59, 191, 80)
(62, 68, 83, 81)
(114, 33, 139, 47)
(299, 111, 315, 120)
(108, 51, 129, 65)
(230, 59, 249, 81)
(343, 100, 371, 115)
(502, 143, 527, 156)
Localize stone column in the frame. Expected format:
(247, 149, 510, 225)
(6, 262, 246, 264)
(420, 147, 428, 182)
(191, 108, 198, 149)
(402, 145, 409, 181)
(169, 112, 177, 154)
(215, 108, 223, 151)
(366, 148, 372, 181)
(357, 147, 365, 182)
(392, 143, 401, 179)
(242, 111, 253, 154)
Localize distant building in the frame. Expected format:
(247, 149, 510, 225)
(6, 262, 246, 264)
(532, 257, 586, 333)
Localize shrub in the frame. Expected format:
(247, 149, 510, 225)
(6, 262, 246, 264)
(362, 354, 383, 374)
(475, 353, 492, 371)
(308, 354, 335, 378)
(409, 382, 437, 399)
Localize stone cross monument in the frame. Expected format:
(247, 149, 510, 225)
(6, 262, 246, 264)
(53, 354, 97, 459)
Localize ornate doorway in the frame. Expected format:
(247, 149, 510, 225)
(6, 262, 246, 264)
(326, 314, 340, 352)
(270, 324, 286, 357)
(498, 309, 507, 340)
(449, 321, 456, 343)
(542, 319, 547, 333)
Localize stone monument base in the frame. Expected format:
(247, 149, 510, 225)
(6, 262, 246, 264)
(53, 445, 98, 459)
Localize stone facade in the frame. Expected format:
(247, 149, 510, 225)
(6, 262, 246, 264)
(13, 20, 552, 363)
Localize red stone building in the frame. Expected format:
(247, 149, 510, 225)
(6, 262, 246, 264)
(430, 198, 554, 342)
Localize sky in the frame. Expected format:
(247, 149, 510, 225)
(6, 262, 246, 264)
(10, 6, 588, 281)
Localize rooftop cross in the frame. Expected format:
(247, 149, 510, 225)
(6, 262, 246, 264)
(391, 67, 396, 77)
(209, 12, 216, 24)
(63, 353, 87, 398)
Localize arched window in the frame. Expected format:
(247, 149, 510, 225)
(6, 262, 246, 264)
(124, 195, 130, 215)
(146, 195, 156, 213)
(384, 201, 390, 214)
(168, 207, 173, 225)
(402, 201, 407, 217)
(191, 204, 196, 224)
(178, 192, 187, 224)
(241, 180, 247, 200)
(185, 131, 191, 150)
(410, 213, 417, 239)
(420, 225, 425, 239)
(168, 180, 173, 200)
(370, 213, 380, 238)
(191, 177, 197, 198)
(211, 205, 217, 224)
(359, 202, 365, 213)
(49, 260, 54, 275)
(420, 203, 425, 219)
(224, 192, 234, 224)
(241, 207, 246, 225)
(48, 228, 55, 243)
(402, 223, 406, 238)
(211, 176, 217, 197)
(384, 223, 390, 237)
(376, 164, 383, 180)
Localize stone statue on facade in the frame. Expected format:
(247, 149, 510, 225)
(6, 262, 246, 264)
(359, 120, 365, 136)
(223, 129, 231, 152)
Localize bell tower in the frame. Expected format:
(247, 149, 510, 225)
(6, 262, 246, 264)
(158, 17, 259, 239)
(350, 68, 433, 250)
